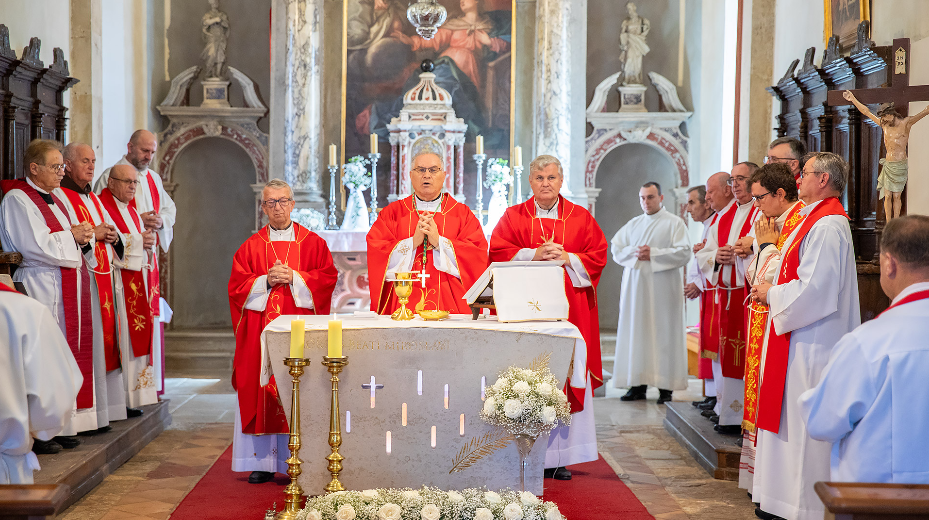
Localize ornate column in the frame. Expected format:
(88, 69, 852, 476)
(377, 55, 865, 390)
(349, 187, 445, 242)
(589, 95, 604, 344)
(271, 0, 324, 208)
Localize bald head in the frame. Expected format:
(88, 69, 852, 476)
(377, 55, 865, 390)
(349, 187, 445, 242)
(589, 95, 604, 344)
(108, 164, 139, 204)
(127, 129, 157, 171)
(704, 171, 734, 212)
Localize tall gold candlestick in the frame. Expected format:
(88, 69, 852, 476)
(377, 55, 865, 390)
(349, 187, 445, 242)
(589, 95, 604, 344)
(279, 357, 310, 520)
(323, 355, 349, 493)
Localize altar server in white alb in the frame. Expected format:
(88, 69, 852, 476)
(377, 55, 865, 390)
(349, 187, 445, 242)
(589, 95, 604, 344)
(95, 129, 176, 396)
(799, 215, 929, 484)
(0, 139, 99, 446)
(611, 182, 691, 403)
(98, 164, 159, 409)
(750, 152, 860, 520)
(0, 283, 82, 484)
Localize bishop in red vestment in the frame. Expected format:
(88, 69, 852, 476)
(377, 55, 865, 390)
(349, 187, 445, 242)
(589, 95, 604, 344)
(228, 180, 337, 483)
(489, 155, 607, 478)
(367, 149, 487, 315)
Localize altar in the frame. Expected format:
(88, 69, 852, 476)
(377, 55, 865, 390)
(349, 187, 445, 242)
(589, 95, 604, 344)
(262, 314, 586, 496)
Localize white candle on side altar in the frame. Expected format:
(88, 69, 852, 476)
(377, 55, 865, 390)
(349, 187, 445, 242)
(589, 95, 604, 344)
(290, 319, 305, 358)
(514, 146, 522, 167)
(476, 135, 484, 155)
(329, 144, 337, 166)
(370, 133, 378, 154)
(328, 315, 342, 358)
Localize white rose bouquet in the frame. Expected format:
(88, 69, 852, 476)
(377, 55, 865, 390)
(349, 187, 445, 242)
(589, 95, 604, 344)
(479, 364, 571, 437)
(296, 487, 564, 520)
(341, 156, 372, 191)
(483, 158, 512, 188)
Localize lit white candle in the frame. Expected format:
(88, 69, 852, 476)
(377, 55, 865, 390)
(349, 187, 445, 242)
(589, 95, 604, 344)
(402, 403, 407, 426)
(431, 426, 436, 448)
(386, 431, 391, 454)
(444, 384, 449, 410)
(417, 370, 423, 396)
(345, 411, 351, 433)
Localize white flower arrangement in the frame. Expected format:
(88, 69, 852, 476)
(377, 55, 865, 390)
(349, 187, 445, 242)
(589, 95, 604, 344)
(297, 487, 564, 520)
(483, 158, 512, 188)
(290, 208, 326, 231)
(479, 364, 571, 437)
(342, 156, 372, 191)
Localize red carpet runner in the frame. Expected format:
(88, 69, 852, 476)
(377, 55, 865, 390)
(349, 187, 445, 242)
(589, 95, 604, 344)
(170, 447, 653, 519)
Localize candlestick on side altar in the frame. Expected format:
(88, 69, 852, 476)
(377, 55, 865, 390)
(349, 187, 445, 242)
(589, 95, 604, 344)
(513, 146, 523, 204)
(328, 315, 342, 358)
(473, 152, 487, 225)
(368, 149, 382, 220)
(289, 319, 305, 358)
(327, 145, 339, 230)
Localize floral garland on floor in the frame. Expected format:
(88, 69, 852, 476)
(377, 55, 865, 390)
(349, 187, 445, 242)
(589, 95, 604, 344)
(297, 487, 564, 520)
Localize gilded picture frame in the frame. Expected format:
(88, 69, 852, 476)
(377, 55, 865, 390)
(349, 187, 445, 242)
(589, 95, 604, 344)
(824, 0, 870, 50)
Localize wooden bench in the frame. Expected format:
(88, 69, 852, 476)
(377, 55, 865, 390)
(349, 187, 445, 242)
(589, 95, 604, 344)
(815, 481, 929, 520)
(0, 484, 69, 520)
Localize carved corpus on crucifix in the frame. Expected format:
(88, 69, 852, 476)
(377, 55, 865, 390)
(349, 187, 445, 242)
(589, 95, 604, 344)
(827, 38, 929, 220)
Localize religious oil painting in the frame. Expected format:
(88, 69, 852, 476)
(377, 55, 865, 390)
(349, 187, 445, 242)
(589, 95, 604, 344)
(825, 0, 870, 49)
(342, 0, 514, 159)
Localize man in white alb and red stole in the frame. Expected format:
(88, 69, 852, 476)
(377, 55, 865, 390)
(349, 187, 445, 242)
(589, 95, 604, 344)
(99, 165, 159, 411)
(695, 163, 760, 435)
(228, 179, 337, 484)
(367, 140, 488, 315)
(799, 215, 929, 484)
(736, 163, 805, 497)
(0, 139, 97, 452)
(683, 185, 717, 411)
(750, 152, 860, 520)
(489, 154, 607, 481)
(95, 129, 176, 398)
(57, 142, 129, 431)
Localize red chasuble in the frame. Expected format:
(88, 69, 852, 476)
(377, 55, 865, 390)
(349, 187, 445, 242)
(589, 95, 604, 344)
(755, 197, 848, 434)
(488, 196, 608, 411)
(228, 224, 337, 435)
(367, 194, 488, 315)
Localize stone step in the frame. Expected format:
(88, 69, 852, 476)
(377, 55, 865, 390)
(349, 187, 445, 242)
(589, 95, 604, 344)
(663, 401, 741, 481)
(165, 328, 236, 373)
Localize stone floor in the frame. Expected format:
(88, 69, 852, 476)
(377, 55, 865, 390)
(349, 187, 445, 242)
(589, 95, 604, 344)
(58, 355, 758, 519)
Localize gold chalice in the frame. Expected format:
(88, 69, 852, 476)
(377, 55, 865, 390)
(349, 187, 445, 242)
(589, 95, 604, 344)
(391, 272, 416, 321)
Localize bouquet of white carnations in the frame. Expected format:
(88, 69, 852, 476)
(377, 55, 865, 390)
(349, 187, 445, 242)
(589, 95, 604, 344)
(342, 156, 372, 191)
(297, 487, 564, 520)
(479, 363, 571, 437)
(483, 159, 512, 188)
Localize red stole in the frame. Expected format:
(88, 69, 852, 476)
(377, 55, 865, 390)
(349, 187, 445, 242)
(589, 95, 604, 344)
(98, 188, 154, 359)
(7, 180, 94, 408)
(755, 197, 848, 433)
(228, 224, 337, 435)
(699, 213, 720, 365)
(0, 282, 18, 293)
(61, 188, 121, 371)
(488, 196, 608, 411)
(129, 173, 161, 318)
(878, 290, 929, 317)
(741, 201, 805, 432)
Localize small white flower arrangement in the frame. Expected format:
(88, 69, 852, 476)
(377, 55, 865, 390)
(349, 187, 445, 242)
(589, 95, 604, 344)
(342, 156, 372, 191)
(480, 363, 571, 437)
(483, 158, 512, 188)
(297, 487, 564, 520)
(290, 208, 326, 230)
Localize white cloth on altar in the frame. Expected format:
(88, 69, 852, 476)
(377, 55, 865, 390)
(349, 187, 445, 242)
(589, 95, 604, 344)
(108, 196, 157, 408)
(231, 396, 290, 474)
(610, 207, 691, 390)
(244, 224, 315, 312)
(0, 291, 82, 484)
(545, 374, 596, 468)
(798, 281, 929, 484)
(0, 178, 99, 432)
(385, 196, 460, 280)
(753, 200, 860, 520)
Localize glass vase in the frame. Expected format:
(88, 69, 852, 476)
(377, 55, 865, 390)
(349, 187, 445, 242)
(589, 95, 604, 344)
(513, 433, 538, 493)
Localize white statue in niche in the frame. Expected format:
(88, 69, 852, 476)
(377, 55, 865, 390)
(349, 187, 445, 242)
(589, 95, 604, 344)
(619, 1, 650, 86)
(201, 0, 230, 79)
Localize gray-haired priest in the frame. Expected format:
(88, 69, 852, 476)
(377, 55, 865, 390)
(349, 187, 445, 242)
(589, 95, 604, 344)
(228, 179, 338, 484)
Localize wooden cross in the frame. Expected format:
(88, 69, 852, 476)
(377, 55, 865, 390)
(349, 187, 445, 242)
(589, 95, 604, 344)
(827, 38, 929, 117)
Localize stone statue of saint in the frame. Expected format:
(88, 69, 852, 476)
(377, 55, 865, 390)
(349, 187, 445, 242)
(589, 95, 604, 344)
(619, 2, 650, 86)
(201, 0, 230, 79)
(844, 90, 929, 220)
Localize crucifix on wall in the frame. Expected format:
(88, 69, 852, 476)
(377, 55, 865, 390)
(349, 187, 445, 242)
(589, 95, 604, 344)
(827, 38, 929, 220)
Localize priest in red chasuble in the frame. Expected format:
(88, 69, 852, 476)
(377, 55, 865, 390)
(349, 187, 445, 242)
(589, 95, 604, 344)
(228, 179, 337, 484)
(367, 142, 488, 315)
(489, 154, 607, 480)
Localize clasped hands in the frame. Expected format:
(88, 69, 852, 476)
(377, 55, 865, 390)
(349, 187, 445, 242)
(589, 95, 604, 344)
(533, 239, 569, 262)
(268, 260, 294, 286)
(140, 210, 163, 231)
(634, 245, 651, 261)
(411, 213, 441, 249)
(70, 222, 94, 245)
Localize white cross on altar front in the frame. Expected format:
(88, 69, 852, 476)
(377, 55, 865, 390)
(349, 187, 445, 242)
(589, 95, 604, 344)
(361, 376, 385, 408)
(418, 270, 431, 288)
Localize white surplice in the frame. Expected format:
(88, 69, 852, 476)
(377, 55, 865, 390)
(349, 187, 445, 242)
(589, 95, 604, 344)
(107, 196, 158, 408)
(96, 157, 176, 392)
(752, 199, 860, 520)
(0, 290, 82, 484)
(386, 195, 461, 280)
(54, 187, 128, 428)
(0, 178, 100, 433)
(688, 216, 716, 396)
(610, 207, 691, 391)
(799, 281, 929, 484)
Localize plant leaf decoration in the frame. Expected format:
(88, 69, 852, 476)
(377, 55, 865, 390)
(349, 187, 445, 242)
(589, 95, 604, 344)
(528, 351, 552, 373)
(448, 429, 511, 474)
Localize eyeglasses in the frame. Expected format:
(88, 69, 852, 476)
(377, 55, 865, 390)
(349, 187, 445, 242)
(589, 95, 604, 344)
(764, 155, 794, 164)
(262, 198, 294, 208)
(726, 176, 749, 186)
(800, 170, 825, 179)
(752, 191, 772, 202)
(110, 177, 140, 186)
(412, 166, 443, 175)
(42, 163, 66, 172)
